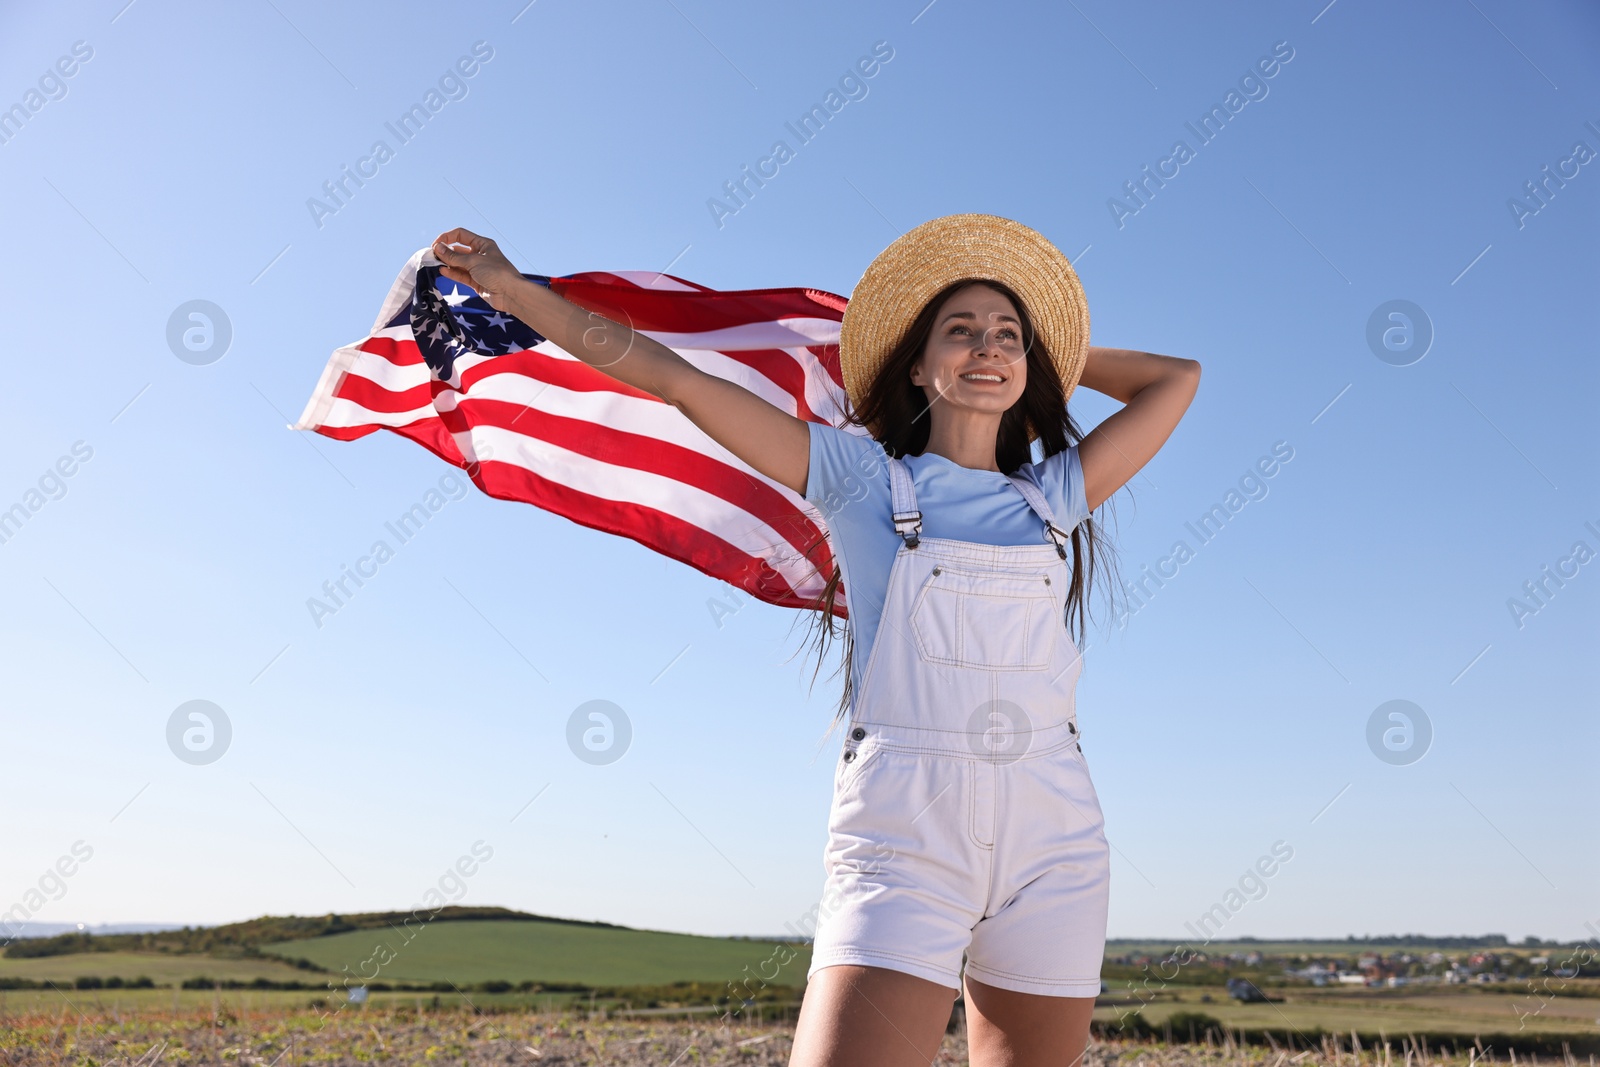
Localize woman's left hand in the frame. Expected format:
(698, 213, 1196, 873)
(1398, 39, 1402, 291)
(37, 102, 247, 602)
(431, 228, 524, 311)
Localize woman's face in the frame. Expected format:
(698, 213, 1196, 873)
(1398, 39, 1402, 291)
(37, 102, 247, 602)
(909, 282, 1027, 424)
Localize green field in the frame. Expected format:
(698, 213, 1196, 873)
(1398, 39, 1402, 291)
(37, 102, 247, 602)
(262, 919, 813, 988)
(0, 951, 318, 985)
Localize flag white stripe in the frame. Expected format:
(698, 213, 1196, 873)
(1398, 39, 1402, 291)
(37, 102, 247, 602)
(639, 319, 841, 350)
(603, 271, 701, 292)
(312, 395, 437, 430)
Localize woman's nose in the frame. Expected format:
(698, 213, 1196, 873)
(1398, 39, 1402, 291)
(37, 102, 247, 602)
(976, 333, 1011, 359)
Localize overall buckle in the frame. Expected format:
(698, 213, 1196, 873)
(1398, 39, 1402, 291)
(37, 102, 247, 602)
(893, 510, 923, 548)
(1044, 520, 1069, 559)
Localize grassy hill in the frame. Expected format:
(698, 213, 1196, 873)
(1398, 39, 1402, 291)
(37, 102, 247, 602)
(1, 906, 592, 958)
(3, 907, 814, 990)
(260, 920, 811, 988)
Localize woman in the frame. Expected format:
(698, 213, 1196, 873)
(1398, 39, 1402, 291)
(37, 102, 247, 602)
(432, 214, 1199, 1067)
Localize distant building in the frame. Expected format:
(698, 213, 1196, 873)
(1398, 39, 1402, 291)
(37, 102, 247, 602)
(1227, 978, 1270, 1003)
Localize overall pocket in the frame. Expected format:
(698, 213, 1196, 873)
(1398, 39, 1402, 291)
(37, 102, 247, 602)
(833, 736, 884, 799)
(910, 564, 1057, 671)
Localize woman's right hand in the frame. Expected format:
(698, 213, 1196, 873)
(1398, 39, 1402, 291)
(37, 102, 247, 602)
(431, 228, 523, 311)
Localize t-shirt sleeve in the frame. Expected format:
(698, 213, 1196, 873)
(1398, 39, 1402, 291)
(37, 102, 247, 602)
(805, 421, 886, 513)
(1066, 444, 1089, 527)
(1039, 443, 1090, 532)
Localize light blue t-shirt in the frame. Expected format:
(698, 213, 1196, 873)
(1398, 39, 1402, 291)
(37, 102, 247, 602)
(804, 422, 1089, 700)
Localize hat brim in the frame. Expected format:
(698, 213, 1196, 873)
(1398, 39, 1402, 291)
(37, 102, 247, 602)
(838, 213, 1089, 443)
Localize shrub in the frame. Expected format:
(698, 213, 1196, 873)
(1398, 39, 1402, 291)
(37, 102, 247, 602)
(5, 932, 106, 959)
(1096, 1009, 1154, 1040)
(73, 976, 103, 989)
(1166, 1010, 1225, 1042)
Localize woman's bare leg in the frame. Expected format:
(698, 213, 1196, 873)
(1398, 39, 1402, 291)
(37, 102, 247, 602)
(788, 964, 959, 1066)
(963, 974, 1097, 1067)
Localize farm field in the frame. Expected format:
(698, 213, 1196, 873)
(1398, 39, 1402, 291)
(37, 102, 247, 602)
(0, 1005, 1573, 1067)
(2, 968, 1595, 1058)
(1095, 984, 1600, 1041)
(0, 987, 590, 1018)
(1104, 940, 1538, 957)
(259, 919, 812, 988)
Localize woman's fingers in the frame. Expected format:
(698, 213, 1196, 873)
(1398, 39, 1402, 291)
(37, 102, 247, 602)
(434, 228, 504, 266)
(432, 238, 471, 263)
(434, 226, 483, 252)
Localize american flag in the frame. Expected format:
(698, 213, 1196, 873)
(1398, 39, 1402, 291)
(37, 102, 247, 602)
(292, 247, 857, 616)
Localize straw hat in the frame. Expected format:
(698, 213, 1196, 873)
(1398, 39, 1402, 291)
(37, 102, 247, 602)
(838, 213, 1090, 441)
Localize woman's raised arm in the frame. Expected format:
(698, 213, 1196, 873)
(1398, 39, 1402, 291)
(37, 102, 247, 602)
(432, 229, 812, 498)
(1074, 345, 1201, 513)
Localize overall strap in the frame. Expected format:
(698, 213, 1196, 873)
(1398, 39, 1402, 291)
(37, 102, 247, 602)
(1006, 469, 1072, 560)
(886, 455, 923, 548)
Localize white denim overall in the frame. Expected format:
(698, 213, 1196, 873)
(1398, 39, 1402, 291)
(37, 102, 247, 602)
(806, 452, 1111, 997)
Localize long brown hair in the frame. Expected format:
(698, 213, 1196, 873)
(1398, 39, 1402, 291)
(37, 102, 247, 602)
(790, 278, 1128, 730)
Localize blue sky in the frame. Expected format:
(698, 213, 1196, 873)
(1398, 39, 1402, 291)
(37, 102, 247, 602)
(1, 0, 1595, 946)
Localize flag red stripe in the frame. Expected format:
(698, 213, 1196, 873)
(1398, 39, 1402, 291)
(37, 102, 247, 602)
(354, 334, 426, 368)
(335, 368, 434, 415)
(551, 276, 846, 335)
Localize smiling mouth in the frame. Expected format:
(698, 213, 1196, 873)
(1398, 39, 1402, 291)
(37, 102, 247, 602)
(958, 371, 1006, 384)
